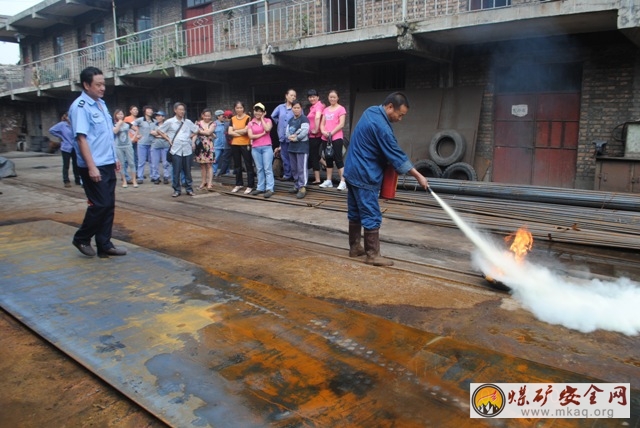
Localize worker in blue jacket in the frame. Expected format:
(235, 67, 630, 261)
(343, 92, 429, 266)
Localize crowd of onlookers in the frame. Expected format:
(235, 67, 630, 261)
(65, 65, 420, 265)
(50, 88, 350, 199)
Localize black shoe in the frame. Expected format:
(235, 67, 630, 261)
(72, 240, 96, 257)
(137, 180, 144, 184)
(127, 180, 133, 185)
(250, 189, 264, 196)
(288, 186, 298, 194)
(264, 190, 274, 198)
(98, 246, 127, 258)
(163, 178, 170, 184)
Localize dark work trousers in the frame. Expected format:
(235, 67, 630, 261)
(172, 153, 193, 193)
(216, 146, 233, 176)
(61, 149, 81, 184)
(232, 145, 255, 188)
(279, 139, 291, 178)
(74, 164, 117, 251)
(308, 136, 322, 174)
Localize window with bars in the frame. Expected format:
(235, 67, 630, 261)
(186, 0, 210, 8)
(469, 0, 511, 11)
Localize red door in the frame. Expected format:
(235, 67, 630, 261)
(532, 93, 579, 187)
(185, 4, 214, 57)
(493, 94, 536, 184)
(493, 93, 579, 187)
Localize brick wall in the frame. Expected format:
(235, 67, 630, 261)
(577, 42, 639, 188)
(442, 34, 640, 189)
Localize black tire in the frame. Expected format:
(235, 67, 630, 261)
(412, 159, 442, 178)
(428, 130, 466, 167)
(442, 162, 477, 181)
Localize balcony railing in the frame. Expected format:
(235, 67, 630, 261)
(1, 0, 556, 95)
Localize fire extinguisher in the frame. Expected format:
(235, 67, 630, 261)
(380, 164, 398, 199)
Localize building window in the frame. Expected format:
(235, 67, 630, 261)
(253, 0, 284, 26)
(469, 0, 511, 11)
(186, 0, 210, 8)
(91, 21, 105, 45)
(91, 21, 105, 59)
(135, 7, 152, 33)
(135, 6, 153, 40)
(31, 43, 40, 62)
(54, 36, 64, 56)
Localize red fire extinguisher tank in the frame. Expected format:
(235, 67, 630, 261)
(380, 164, 398, 199)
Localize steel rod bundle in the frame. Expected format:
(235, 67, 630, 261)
(397, 176, 640, 212)
(218, 176, 640, 250)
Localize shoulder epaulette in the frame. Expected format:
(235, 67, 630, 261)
(78, 100, 85, 107)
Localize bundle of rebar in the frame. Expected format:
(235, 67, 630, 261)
(218, 176, 640, 250)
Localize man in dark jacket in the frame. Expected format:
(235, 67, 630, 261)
(343, 92, 429, 266)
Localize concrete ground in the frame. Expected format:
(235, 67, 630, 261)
(0, 151, 638, 427)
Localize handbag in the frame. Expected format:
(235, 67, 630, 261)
(166, 120, 185, 163)
(194, 138, 205, 157)
(323, 135, 335, 160)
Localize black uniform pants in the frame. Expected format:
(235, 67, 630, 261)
(74, 164, 117, 251)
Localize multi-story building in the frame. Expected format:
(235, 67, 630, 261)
(1, 0, 639, 191)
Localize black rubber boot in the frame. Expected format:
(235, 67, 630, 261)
(364, 229, 394, 266)
(348, 221, 365, 257)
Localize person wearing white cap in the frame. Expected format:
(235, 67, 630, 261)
(212, 109, 228, 177)
(149, 111, 171, 185)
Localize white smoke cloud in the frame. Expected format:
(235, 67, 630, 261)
(429, 189, 640, 336)
(472, 248, 640, 336)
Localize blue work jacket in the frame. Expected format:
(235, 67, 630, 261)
(344, 105, 413, 191)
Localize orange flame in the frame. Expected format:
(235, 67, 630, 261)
(505, 227, 533, 263)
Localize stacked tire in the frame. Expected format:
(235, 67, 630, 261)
(425, 129, 477, 181)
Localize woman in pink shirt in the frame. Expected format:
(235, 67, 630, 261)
(319, 89, 348, 190)
(306, 89, 325, 185)
(248, 102, 275, 198)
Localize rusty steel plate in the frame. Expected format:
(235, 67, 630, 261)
(1, 221, 637, 427)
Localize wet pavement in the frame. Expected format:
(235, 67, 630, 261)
(1, 152, 639, 427)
